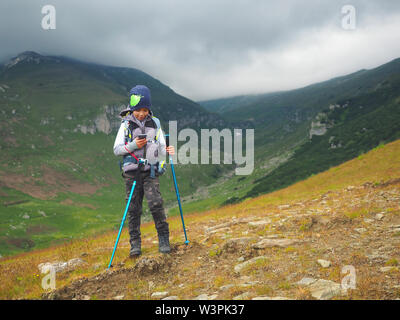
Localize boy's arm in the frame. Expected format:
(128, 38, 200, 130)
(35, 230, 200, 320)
(113, 122, 138, 156)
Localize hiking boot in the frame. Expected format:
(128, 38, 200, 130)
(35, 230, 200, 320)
(129, 239, 141, 257)
(158, 233, 171, 254)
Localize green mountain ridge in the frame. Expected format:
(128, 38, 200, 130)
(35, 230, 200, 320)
(198, 57, 400, 205)
(0, 51, 234, 256)
(1, 51, 399, 257)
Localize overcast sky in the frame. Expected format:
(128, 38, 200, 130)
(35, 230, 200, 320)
(1, 0, 400, 100)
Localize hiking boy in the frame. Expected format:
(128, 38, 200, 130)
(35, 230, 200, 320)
(113, 85, 175, 257)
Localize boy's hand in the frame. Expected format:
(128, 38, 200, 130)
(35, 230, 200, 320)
(135, 137, 147, 149)
(166, 146, 175, 155)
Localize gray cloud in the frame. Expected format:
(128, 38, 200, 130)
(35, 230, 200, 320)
(1, 0, 400, 100)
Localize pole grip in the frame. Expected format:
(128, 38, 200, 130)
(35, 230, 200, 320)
(165, 134, 170, 147)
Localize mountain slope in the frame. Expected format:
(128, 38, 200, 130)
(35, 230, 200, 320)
(0, 51, 233, 256)
(197, 57, 400, 205)
(1, 138, 399, 300)
(1, 52, 399, 258)
(244, 73, 400, 199)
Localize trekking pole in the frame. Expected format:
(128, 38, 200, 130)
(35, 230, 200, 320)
(165, 134, 189, 245)
(108, 180, 136, 269)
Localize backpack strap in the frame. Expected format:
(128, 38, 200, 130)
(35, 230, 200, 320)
(152, 116, 162, 142)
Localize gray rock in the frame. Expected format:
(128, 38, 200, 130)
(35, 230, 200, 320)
(162, 296, 179, 300)
(234, 256, 268, 273)
(239, 281, 261, 288)
(354, 228, 367, 234)
(207, 227, 232, 235)
(38, 258, 85, 273)
(308, 279, 342, 300)
(151, 291, 169, 299)
(205, 222, 235, 233)
(194, 293, 218, 300)
(296, 277, 317, 286)
(233, 292, 251, 300)
(252, 238, 298, 249)
(113, 295, 124, 300)
(252, 296, 290, 300)
(219, 284, 235, 291)
(38, 210, 47, 217)
(248, 219, 272, 227)
(317, 259, 331, 268)
(380, 266, 399, 273)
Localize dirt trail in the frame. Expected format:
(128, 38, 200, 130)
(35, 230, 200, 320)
(42, 181, 400, 300)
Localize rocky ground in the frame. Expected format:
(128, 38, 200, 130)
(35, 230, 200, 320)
(42, 180, 400, 300)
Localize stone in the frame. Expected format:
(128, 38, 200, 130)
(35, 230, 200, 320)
(219, 284, 235, 291)
(205, 222, 235, 233)
(363, 219, 374, 224)
(248, 219, 272, 227)
(296, 277, 317, 286)
(38, 210, 47, 217)
(162, 296, 179, 300)
(194, 293, 218, 300)
(317, 259, 331, 268)
(239, 281, 261, 288)
(113, 295, 124, 300)
(308, 279, 341, 300)
(233, 292, 251, 300)
(92, 263, 102, 271)
(252, 238, 298, 249)
(389, 225, 400, 232)
(208, 227, 231, 235)
(380, 266, 399, 273)
(234, 256, 268, 273)
(355, 228, 367, 234)
(38, 258, 85, 274)
(151, 291, 169, 299)
(375, 214, 384, 221)
(252, 296, 290, 300)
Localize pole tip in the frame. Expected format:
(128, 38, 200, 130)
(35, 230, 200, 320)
(184, 240, 190, 245)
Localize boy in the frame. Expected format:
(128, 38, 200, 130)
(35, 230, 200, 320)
(113, 85, 175, 257)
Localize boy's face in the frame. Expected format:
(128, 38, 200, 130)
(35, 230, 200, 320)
(133, 108, 149, 121)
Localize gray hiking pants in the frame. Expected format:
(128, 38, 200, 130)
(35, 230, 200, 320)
(123, 169, 169, 245)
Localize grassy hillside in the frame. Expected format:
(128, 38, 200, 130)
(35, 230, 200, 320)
(1, 52, 399, 259)
(200, 58, 400, 162)
(0, 52, 233, 257)
(0, 138, 398, 300)
(198, 57, 400, 204)
(245, 74, 400, 199)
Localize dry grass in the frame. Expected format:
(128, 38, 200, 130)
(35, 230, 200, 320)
(0, 139, 400, 300)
